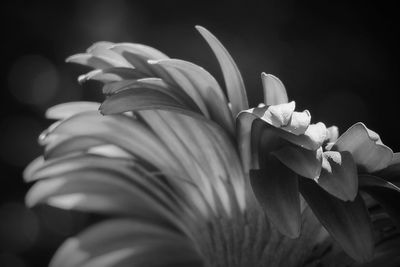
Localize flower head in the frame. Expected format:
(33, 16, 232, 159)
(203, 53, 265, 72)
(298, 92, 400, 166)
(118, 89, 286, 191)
(24, 26, 400, 267)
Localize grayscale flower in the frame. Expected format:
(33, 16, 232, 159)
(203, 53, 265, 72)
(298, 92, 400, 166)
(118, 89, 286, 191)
(24, 26, 400, 267)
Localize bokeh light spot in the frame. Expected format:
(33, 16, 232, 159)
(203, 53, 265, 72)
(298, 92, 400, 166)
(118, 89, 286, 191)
(8, 55, 59, 108)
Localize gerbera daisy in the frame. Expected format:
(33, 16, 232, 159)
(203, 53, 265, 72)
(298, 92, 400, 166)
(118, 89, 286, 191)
(24, 26, 400, 267)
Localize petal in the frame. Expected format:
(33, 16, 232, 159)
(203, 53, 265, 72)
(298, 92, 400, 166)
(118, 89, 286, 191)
(261, 72, 288, 105)
(111, 44, 174, 84)
(46, 111, 183, 179)
(50, 219, 202, 267)
(267, 101, 296, 127)
(196, 26, 248, 117)
(303, 122, 327, 147)
(281, 110, 311, 135)
(87, 43, 133, 68)
(250, 158, 301, 238)
(317, 151, 358, 201)
(102, 78, 199, 112)
(272, 145, 323, 179)
(66, 53, 130, 69)
(78, 68, 144, 84)
(45, 102, 100, 120)
(100, 87, 203, 119)
(111, 43, 169, 60)
(332, 122, 393, 172)
(326, 125, 339, 143)
(151, 59, 234, 135)
(237, 109, 317, 173)
(66, 53, 114, 69)
(299, 178, 374, 263)
(25, 169, 176, 223)
(147, 60, 211, 118)
(139, 110, 246, 214)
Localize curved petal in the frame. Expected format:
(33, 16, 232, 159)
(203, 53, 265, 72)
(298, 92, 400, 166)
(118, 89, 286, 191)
(66, 53, 130, 69)
(100, 87, 204, 119)
(196, 26, 248, 117)
(332, 122, 393, 172)
(326, 125, 339, 143)
(25, 169, 177, 223)
(111, 44, 174, 84)
(147, 60, 211, 118)
(46, 102, 100, 120)
(250, 160, 301, 238)
(102, 78, 200, 112)
(44, 111, 183, 179)
(317, 151, 358, 201)
(152, 59, 234, 135)
(78, 68, 144, 83)
(237, 108, 318, 173)
(261, 72, 288, 106)
(272, 145, 322, 180)
(299, 178, 374, 263)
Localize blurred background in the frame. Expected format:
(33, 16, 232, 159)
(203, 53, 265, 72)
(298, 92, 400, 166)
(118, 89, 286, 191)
(1, 0, 399, 266)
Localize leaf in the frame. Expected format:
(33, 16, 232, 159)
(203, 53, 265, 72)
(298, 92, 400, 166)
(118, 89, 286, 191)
(250, 159, 301, 238)
(332, 122, 393, 172)
(261, 72, 288, 105)
(359, 174, 400, 224)
(299, 178, 374, 262)
(153, 59, 235, 135)
(317, 151, 358, 201)
(50, 219, 202, 267)
(45, 102, 100, 120)
(272, 145, 323, 179)
(196, 26, 248, 117)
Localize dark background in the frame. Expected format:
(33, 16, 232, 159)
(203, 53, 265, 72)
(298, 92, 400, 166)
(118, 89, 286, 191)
(1, 0, 399, 266)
